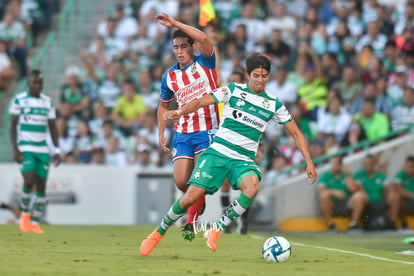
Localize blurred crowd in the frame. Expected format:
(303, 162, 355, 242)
(34, 0, 414, 185)
(0, 0, 60, 97)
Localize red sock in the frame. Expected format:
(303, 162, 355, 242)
(186, 195, 205, 225)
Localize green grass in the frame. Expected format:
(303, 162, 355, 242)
(1, 225, 414, 275)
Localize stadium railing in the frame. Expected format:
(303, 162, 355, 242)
(0, 0, 94, 162)
(273, 126, 414, 182)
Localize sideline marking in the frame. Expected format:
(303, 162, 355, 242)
(250, 235, 414, 265)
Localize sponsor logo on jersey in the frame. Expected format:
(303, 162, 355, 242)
(242, 115, 264, 128)
(232, 110, 242, 119)
(236, 99, 245, 107)
(194, 169, 201, 179)
(248, 106, 257, 112)
(202, 172, 213, 179)
(258, 110, 271, 118)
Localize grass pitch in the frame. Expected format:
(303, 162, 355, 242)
(1, 225, 414, 275)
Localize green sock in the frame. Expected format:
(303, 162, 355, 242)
(158, 199, 187, 235)
(20, 187, 32, 214)
(32, 192, 46, 223)
(217, 193, 253, 231)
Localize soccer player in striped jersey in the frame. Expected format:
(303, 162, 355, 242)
(9, 70, 61, 234)
(155, 13, 220, 241)
(140, 53, 317, 256)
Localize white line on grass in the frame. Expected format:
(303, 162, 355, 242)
(249, 235, 414, 265)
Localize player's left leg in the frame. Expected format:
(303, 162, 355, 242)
(30, 154, 50, 234)
(205, 165, 260, 251)
(19, 153, 37, 233)
(139, 185, 206, 256)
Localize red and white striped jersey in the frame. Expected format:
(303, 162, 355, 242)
(160, 53, 220, 133)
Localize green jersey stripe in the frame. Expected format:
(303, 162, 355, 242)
(19, 140, 47, 146)
(221, 119, 261, 141)
(229, 96, 274, 121)
(20, 124, 47, 132)
(213, 136, 256, 160)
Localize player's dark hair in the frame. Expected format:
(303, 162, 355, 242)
(407, 155, 414, 162)
(172, 29, 194, 45)
(30, 69, 42, 78)
(245, 53, 271, 74)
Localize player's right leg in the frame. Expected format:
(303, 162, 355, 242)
(19, 154, 37, 233)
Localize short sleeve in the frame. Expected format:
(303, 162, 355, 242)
(9, 97, 20, 116)
(211, 85, 231, 104)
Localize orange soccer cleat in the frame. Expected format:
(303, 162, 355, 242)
(203, 228, 222, 252)
(19, 213, 31, 233)
(139, 228, 164, 256)
(31, 223, 44, 234)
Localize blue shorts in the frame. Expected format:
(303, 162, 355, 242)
(171, 129, 216, 161)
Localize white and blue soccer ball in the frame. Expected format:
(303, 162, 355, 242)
(262, 236, 292, 262)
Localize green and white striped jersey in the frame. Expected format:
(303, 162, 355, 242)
(211, 83, 292, 161)
(9, 92, 56, 154)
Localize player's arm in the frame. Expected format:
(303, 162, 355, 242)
(48, 119, 61, 166)
(155, 12, 213, 56)
(158, 101, 171, 152)
(164, 94, 216, 121)
(284, 120, 317, 184)
(10, 115, 22, 163)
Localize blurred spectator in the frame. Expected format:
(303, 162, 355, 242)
(0, 11, 27, 78)
(391, 86, 414, 131)
(72, 120, 96, 164)
(264, 29, 291, 68)
(88, 101, 109, 137)
(104, 136, 127, 166)
(90, 148, 105, 164)
(135, 70, 160, 112)
(356, 21, 388, 58)
(387, 64, 408, 106)
(390, 156, 414, 228)
(94, 119, 126, 151)
(265, 2, 297, 47)
(133, 144, 157, 169)
(317, 155, 366, 231)
(361, 56, 385, 85)
(331, 65, 363, 106)
(394, 2, 414, 36)
(297, 45, 327, 121)
(59, 65, 90, 120)
(138, 0, 179, 19)
(354, 154, 398, 230)
(382, 40, 398, 73)
(321, 52, 341, 87)
(265, 66, 297, 108)
(316, 95, 352, 142)
(48, 117, 73, 158)
(58, 101, 79, 137)
(263, 155, 290, 188)
(111, 80, 147, 137)
(0, 39, 14, 95)
(349, 82, 391, 117)
(352, 98, 390, 141)
(229, 2, 266, 50)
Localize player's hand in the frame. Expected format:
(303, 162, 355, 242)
(159, 133, 169, 152)
(155, 13, 176, 28)
(53, 154, 62, 167)
(163, 110, 181, 120)
(13, 148, 23, 164)
(306, 163, 317, 185)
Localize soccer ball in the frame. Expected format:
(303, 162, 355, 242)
(262, 236, 292, 262)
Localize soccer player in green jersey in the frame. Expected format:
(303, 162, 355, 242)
(9, 70, 61, 234)
(139, 53, 317, 256)
(391, 156, 414, 228)
(317, 155, 367, 231)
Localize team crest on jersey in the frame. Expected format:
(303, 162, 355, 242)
(236, 99, 245, 107)
(262, 99, 270, 109)
(194, 169, 201, 179)
(191, 63, 197, 73)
